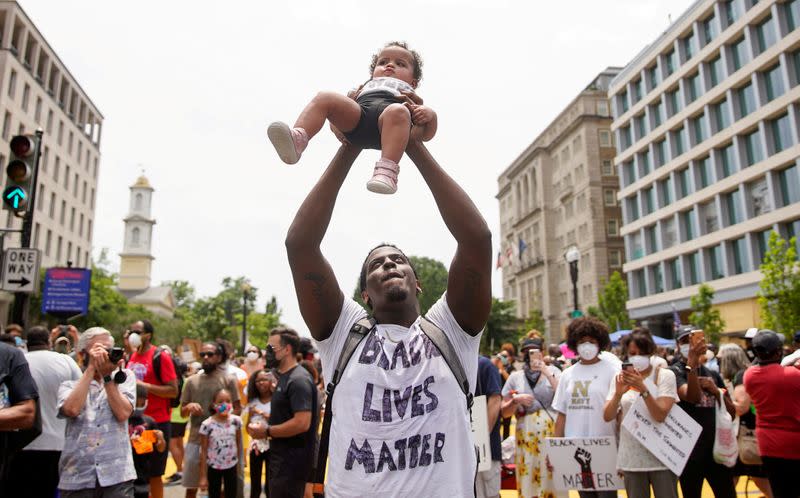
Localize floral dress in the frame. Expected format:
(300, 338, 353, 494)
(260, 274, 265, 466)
(199, 415, 242, 470)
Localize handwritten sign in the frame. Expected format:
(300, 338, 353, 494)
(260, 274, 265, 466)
(543, 437, 622, 491)
(621, 398, 701, 475)
(471, 394, 491, 472)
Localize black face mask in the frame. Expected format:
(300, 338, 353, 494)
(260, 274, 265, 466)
(264, 346, 279, 369)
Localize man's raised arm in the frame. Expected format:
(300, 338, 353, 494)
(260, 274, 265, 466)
(285, 145, 361, 341)
(406, 142, 492, 335)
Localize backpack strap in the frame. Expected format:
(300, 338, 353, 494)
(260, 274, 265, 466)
(152, 347, 163, 385)
(419, 316, 474, 411)
(312, 317, 375, 498)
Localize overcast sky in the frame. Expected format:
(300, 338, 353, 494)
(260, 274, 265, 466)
(20, 0, 694, 338)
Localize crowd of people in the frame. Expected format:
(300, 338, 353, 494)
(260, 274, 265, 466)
(487, 321, 800, 498)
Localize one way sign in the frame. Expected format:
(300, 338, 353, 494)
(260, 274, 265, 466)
(2, 248, 40, 293)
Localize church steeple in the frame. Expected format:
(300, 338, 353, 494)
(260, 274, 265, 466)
(119, 174, 156, 291)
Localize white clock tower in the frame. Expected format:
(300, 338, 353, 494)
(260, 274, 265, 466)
(119, 175, 155, 291)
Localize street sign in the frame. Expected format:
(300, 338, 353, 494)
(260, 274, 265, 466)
(571, 310, 584, 319)
(42, 267, 92, 316)
(1, 248, 40, 293)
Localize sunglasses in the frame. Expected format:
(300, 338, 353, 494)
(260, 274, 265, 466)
(199, 352, 217, 358)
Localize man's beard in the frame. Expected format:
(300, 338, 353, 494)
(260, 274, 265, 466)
(202, 362, 217, 373)
(385, 285, 409, 303)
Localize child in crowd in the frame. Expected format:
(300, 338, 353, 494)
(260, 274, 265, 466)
(199, 388, 242, 498)
(245, 370, 275, 498)
(129, 384, 166, 498)
(267, 41, 437, 195)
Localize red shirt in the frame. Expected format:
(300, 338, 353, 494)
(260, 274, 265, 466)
(743, 363, 800, 459)
(128, 345, 177, 423)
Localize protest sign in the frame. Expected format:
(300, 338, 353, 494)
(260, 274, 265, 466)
(471, 394, 491, 472)
(621, 397, 701, 475)
(543, 437, 622, 491)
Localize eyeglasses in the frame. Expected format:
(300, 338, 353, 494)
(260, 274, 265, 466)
(199, 352, 217, 358)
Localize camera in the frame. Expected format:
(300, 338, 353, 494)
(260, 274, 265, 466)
(58, 324, 69, 338)
(108, 347, 125, 363)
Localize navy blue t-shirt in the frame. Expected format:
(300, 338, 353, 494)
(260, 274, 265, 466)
(475, 356, 502, 461)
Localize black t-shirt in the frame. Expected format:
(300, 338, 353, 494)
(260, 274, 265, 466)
(270, 365, 317, 450)
(671, 360, 725, 460)
(475, 356, 502, 461)
(0, 343, 40, 482)
(129, 412, 158, 488)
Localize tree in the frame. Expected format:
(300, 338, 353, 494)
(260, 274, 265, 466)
(519, 309, 546, 336)
(689, 284, 726, 344)
(586, 271, 633, 331)
(352, 255, 449, 315)
(758, 231, 800, 341)
(248, 296, 284, 348)
(481, 298, 519, 355)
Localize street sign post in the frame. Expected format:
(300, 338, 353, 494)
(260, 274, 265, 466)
(1, 248, 40, 293)
(42, 267, 92, 317)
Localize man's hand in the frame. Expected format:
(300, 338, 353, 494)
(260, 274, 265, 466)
(409, 105, 435, 126)
(698, 377, 720, 399)
(184, 403, 204, 416)
(397, 90, 423, 106)
(687, 339, 706, 368)
(89, 343, 115, 377)
(329, 124, 350, 145)
(248, 421, 267, 439)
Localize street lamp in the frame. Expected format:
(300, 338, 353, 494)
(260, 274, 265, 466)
(565, 245, 581, 316)
(241, 283, 252, 356)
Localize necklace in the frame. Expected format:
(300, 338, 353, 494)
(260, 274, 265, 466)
(382, 328, 403, 344)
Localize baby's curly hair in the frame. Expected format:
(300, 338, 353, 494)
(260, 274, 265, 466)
(369, 41, 423, 84)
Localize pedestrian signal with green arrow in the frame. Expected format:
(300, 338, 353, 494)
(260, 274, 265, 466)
(3, 134, 38, 213)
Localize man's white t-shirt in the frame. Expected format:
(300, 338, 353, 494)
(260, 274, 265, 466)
(24, 350, 82, 451)
(318, 293, 481, 498)
(551, 358, 620, 437)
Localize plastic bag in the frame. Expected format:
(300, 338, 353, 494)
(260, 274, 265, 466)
(712, 389, 739, 468)
(501, 434, 516, 464)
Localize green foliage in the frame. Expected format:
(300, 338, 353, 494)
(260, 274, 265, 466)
(689, 284, 726, 344)
(481, 298, 520, 355)
(352, 255, 449, 316)
(589, 271, 634, 331)
(758, 231, 800, 341)
(519, 309, 545, 336)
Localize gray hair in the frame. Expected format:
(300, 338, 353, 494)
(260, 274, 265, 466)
(77, 327, 113, 352)
(718, 343, 751, 382)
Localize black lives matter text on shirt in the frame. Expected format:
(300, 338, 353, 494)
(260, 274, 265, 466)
(344, 331, 452, 475)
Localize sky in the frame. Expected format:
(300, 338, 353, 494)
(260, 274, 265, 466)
(19, 0, 695, 338)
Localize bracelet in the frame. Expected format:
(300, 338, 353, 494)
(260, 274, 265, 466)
(266, 425, 271, 438)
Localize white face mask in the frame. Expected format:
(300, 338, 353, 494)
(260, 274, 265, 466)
(577, 342, 599, 361)
(629, 355, 650, 372)
(246, 351, 259, 362)
(679, 344, 690, 357)
(127, 333, 142, 349)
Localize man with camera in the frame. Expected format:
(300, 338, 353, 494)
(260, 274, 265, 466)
(6, 326, 81, 497)
(126, 319, 177, 498)
(57, 327, 137, 497)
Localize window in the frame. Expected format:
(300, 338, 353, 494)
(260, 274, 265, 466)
(646, 225, 659, 253)
(725, 189, 743, 225)
(708, 56, 724, 87)
(635, 114, 647, 138)
(660, 177, 673, 205)
(45, 230, 52, 257)
(748, 178, 772, 216)
(669, 258, 682, 289)
(720, 143, 737, 177)
(631, 232, 644, 259)
(627, 196, 640, 220)
(604, 189, 617, 206)
(703, 14, 718, 44)
(640, 150, 652, 176)
(602, 160, 614, 176)
(688, 252, 700, 285)
(770, 114, 794, 154)
(633, 79, 643, 102)
(609, 250, 622, 267)
(725, 0, 744, 26)
(663, 217, 677, 248)
(714, 98, 731, 131)
(624, 161, 635, 186)
(687, 73, 702, 102)
(59, 200, 66, 225)
(653, 264, 664, 293)
(744, 130, 764, 166)
(643, 187, 655, 215)
(132, 227, 140, 245)
(621, 125, 632, 149)
(607, 219, 619, 236)
(56, 236, 62, 262)
(652, 100, 665, 128)
(21, 84, 29, 112)
(69, 207, 75, 230)
(787, 0, 800, 31)
(737, 83, 757, 117)
(683, 33, 696, 60)
(667, 89, 682, 116)
(709, 245, 725, 279)
(634, 269, 647, 298)
(648, 65, 660, 89)
(756, 16, 777, 53)
(665, 49, 677, 75)
(2, 112, 10, 140)
(599, 130, 611, 147)
(65, 166, 70, 191)
(7, 70, 16, 98)
(683, 210, 696, 240)
(693, 113, 708, 144)
(673, 127, 686, 156)
(37, 184, 44, 211)
(678, 167, 692, 197)
(756, 229, 772, 263)
(597, 101, 609, 116)
(49, 193, 56, 218)
(619, 90, 629, 113)
(701, 201, 718, 233)
(731, 37, 750, 71)
(778, 164, 800, 205)
(34, 97, 42, 122)
(655, 139, 668, 166)
(732, 237, 749, 274)
(764, 65, 785, 101)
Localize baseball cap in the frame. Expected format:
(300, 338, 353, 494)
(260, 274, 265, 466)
(752, 329, 783, 358)
(520, 338, 543, 351)
(745, 327, 759, 339)
(676, 325, 697, 342)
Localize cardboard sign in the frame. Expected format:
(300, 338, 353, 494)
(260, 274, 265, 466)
(543, 437, 623, 491)
(470, 394, 491, 472)
(621, 397, 701, 475)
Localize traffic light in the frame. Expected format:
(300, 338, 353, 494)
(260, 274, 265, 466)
(3, 134, 39, 213)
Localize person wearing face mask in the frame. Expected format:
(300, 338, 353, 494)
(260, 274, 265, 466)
(669, 325, 736, 498)
(603, 329, 679, 498)
(129, 384, 167, 498)
(552, 317, 620, 498)
(179, 341, 241, 498)
(242, 346, 264, 379)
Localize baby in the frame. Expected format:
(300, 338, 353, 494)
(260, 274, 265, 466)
(267, 41, 437, 194)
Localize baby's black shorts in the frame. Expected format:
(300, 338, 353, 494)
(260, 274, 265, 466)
(344, 91, 399, 150)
